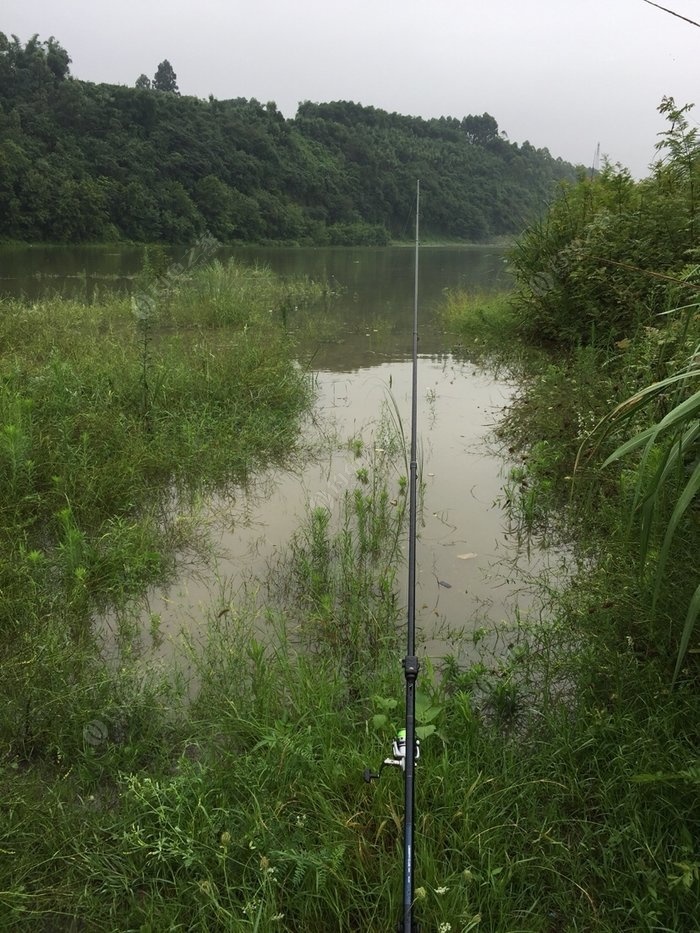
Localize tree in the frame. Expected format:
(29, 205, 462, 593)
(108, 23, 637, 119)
(462, 113, 499, 146)
(152, 60, 179, 94)
(0, 34, 581, 245)
(45, 36, 71, 81)
(193, 174, 235, 240)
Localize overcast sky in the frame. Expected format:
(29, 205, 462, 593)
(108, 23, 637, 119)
(3, 1, 699, 177)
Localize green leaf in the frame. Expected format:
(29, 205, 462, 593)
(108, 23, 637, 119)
(672, 582, 700, 685)
(417, 705, 442, 725)
(631, 771, 677, 784)
(416, 724, 436, 740)
(371, 714, 388, 730)
(637, 425, 699, 561)
(652, 457, 700, 610)
(602, 425, 657, 467)
(373, 696, 397, 712)
(652, 389, 700, 437)
(415, 689, 443, 724)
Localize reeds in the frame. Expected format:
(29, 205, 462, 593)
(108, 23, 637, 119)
(1, 259, 698, 931)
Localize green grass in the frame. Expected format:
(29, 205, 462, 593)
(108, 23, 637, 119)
(2, 535, 698, 930)
(1, 259, 698, 931)
(2, 422, 699, 930)
(0, 258, 320, 762)
(442, 289, 520, 360)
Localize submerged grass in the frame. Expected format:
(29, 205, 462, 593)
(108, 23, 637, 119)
(4, 442, 698, 931)
(0, 258, 319, 761)
(2, 257, 699, 930)
(441, 289, 523, 369)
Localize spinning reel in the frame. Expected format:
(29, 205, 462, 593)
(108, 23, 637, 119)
(364, 729, 420, 783)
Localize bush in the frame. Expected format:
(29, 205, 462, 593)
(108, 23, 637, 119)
(509, 99, 700, 346)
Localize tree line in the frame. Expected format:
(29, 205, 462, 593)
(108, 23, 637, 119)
(0, 34, 582, 244)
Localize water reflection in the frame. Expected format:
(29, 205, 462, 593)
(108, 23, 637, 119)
(0, 243, 511, 335)
(136, 353, 533, 665)
(4, 243, 547, 664)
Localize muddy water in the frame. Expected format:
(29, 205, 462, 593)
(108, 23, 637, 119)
(126, 245, 532, 664)
(142, 354, 520, 663)
(2, 243, 539, 663)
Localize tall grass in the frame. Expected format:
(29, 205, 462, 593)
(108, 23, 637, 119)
(0, 258, 320, 762)
(434, 219, 699, 927)
(3, 446, 698, 931)
(2, 247, 699, 929)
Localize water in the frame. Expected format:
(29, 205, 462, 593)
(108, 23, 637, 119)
(2, 244, 543, 664)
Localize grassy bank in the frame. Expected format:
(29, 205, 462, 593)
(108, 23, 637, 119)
(439, 288, 699, 928)
(3, 448, 697, 930)
(0, 257, 322, 758)
(2, 160, 699, 928)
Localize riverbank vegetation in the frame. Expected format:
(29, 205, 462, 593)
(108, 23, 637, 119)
(442, 98, 700, 928)
(0, 255, 320, 766)
(2, 98, 699, 931)
(0, 33, 579, 246)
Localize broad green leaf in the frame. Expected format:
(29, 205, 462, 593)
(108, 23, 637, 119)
(585, 369, 699, 471)
(585, 345, 699, 688)
(672, 582, 700, 684)
(638, 425, 699, 562)
(415, 689, 443, 724)
(417, 705, 443, 725)
(602, 425, 658, 467)
(607, 369, 698, 419)
(416, 724, 436, 741)
(652, 391, 700, 436)
(639, 423, 699, 510)
(415, 689, 431, 715)
(652, 458, 700, 610)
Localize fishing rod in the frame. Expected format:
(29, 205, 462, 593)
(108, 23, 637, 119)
(364, 180, 422, 932)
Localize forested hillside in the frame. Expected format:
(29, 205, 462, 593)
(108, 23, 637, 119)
(0, 34, 581, 244)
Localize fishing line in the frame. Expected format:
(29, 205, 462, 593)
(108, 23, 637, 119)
(364, 180, 422, 933)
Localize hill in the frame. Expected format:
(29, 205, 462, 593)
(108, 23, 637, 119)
(0, 34, 582, 244)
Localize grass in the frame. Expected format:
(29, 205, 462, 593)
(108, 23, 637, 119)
(0, 258, 320, 761)
(433, 286, 699, 929)
(441, 289, 522, 365)
(4, 449, 697, 931)
(3, 498, 698, 929)
(1, 262, 698, 930)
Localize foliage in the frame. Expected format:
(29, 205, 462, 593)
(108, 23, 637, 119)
(442, 108, 700, 684)
(2, 78, 699, 928)
(1, 480, 698, 930)
(436, 155, 700, 927)
(509, 98, 700, 346)
(276, 444, 406, 693)
(580, 318, 700, 683)
(0, 258, 320, 761)
(0, 34, 580, 245)
(152, 58, 179, 94)
(441, 289, 524, 369)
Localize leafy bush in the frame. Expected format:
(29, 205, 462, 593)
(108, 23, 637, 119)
(510, 99, 700, 346)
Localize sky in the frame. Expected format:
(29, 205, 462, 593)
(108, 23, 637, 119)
(3, 0, 699, 177)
